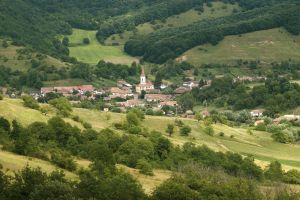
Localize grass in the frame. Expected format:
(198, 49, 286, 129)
(2, 98, 300, 171)
(0, 41, 67, 71)
(184, 28, 300, 65)
(105, 2, 239, 45)
(117, 164, 172, 194)
(68, 29, 138, 65)
(0, 150, 77, 180)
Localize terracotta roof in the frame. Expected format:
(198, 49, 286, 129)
(110, 87, 132, 94)
(145, 94, 172, 101)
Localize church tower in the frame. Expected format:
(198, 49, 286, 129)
(140, 67, 146, 84)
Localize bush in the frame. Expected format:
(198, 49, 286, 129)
(114, 123, 124, 130)
(180, 125, 191, 136)
(137, 159, 153, 176)
(219, 132, 224, 137)
(0, 95, 3, 100)
(128, 125, 142, 135)
(82, 122, 92, 129)
(204, 125, 214, 136)
(51, 151, 77, 171)
(175, 119, 184, 127)
(49, 97, 72, 117)
(83, 38, 90, 44)
(22, 95, 40, 110)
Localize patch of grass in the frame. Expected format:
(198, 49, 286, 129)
(184, 28, 300, 65)
(68, 29, 138, 65)
(105, 2, 239, 45)
(0, 150, 77, 180)
(117, 164, 172, 194)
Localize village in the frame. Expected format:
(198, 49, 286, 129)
(1, 68, 298, 125)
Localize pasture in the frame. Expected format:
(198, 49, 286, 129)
(184, 28, 300, 65)
(68, 29, 138, 65)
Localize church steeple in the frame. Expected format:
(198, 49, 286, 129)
(140, 67, 146, 84)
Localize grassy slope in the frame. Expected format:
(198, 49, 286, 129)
(0, 41, 67, 71)
(0, 150, 77, 179)
(105, 2, 239, 45)
(184, 28, 300, 65)
(68, 29, 138, 65)
(1, 98, 300, 171)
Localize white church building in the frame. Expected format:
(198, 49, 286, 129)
(135, 68, 154, 93)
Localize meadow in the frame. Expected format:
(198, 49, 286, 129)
(68, 29, 138, 65)
(184, 28, 300, 65)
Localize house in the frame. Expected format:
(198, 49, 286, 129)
(183, 110, 194, 119)
(183, 81, 199, 89)
(273, 115, 300, 124)
(175, 87, 191, 94)
(135, 68, 154, 93)
(250, 109, 265, 117)
(202, 108, 210, 118)
(117, 80, 133, 88)
(255, 120, 264, 126)
(159, 101, 178, 108)
(41, 85, 95, 96)
(117, 99, 145, 108)
(109, 87, 133, 99)
(144, 94, 172, 102)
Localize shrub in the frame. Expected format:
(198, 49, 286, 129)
(49, 97, 72, 117)
(82, 122, 92, 129)
(180, 125, 191, 136)
(114, 123, 124, 130)
(175, 119, 184, 127)
(22, 95, 40, 110)
(204, 125, 214, 136)
(128, 126, 142, 135)
(219, 132, 224, 137)
(0, 94, 3, 100)
(72, 115, 80, 122)
(51, 151, 77, 171)
(137, 159, 153, 176)
(83, 38, 90, 44)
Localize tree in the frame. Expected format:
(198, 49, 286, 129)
(22, 95, 40, 110)
(0, 117, 10, 132)
(180, 125, 191, 136)
(62, 37, 69, 47)
(265, 161, 284, 181)
(195, 112, 202, 123)
(137, 159, 153, 176)
(10, 120, 22, 140)
(166, 124, 174, 137)
(83, 38, 90, 44)
(126, 112, 140, 127)
(49, 97, 72, 117)
(154, 73, 163, 89)
(2, 40, 8, 48)
(204, 125, 214, 136)
(40, 104, 52, 115)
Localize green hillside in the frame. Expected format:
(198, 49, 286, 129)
(105, 2, 240, 45)
(0, 150, 77, 180)
(1, 98, 300, 171)
(68, 29, 138, 65)
(184, 28, 300, 65)
(0, 41, 67, 71)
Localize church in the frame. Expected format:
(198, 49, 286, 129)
(135, 67, 154, 93)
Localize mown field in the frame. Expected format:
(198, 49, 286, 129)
(0, 41, 67, 71)
(68, 29, 138, 65)
(184, 28, 300, 65)
(1, 98, 300, 172)
(105, 2, 239, 45)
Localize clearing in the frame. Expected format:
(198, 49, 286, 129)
(68, 29, 138, 65)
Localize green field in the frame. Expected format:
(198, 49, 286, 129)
(0, 41, 67, 71)
(105, 2, 239, 45)
(184, 28, 300, 65)
(68, 29, 138, 65)
(1, 98, 300, 171)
